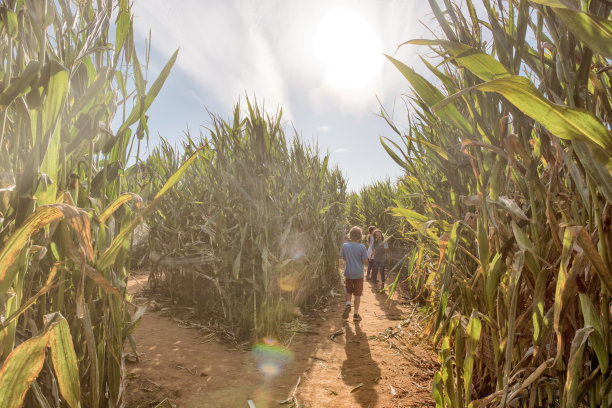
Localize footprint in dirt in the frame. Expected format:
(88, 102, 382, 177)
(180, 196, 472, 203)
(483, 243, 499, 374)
(340, 321, 381, 407)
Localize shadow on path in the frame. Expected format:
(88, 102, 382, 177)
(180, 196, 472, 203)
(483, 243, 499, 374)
(340, 320, 381, 408)
(368, 279, 403, 320)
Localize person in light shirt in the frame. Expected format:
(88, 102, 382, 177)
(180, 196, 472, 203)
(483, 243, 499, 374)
(340, 226, 368, 321)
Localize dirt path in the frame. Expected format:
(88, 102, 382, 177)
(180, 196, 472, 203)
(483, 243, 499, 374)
(126, 271, 438, 407)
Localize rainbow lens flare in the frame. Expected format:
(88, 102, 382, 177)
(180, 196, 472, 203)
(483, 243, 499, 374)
(251, 339, 293, 379)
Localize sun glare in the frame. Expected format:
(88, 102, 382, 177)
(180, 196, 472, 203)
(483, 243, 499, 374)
(313, 7, 383, 90)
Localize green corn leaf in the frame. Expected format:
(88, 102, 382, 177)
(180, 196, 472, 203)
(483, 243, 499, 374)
(478, 77, 612, 152)
(501, 252, 524, 406)
(0, 332, 50, 408)
(5, 9, 18, 38)
(433, 373, 444, 407)
(81, 263, 125, 301)
(48, 315, 80, 408)
(0, 60, 41, 108)
(446, 222, 460, 266)
(405, 39, 510, 81)
(578, 294, 608, 373)
(562, 326, 593, 408)
(532, 267, 548, 343)
(38, 62, 69, 206)
(436, 75, 612, 153)
(41, 61, 69, 138)
(131, 31, 146, 98)
(122, 305, 147, 337)
(233, 250, 242, 279)
(441, 335, 458, 407)
(530, 0, 612, 58)
(391, 207, 429, 224)
(116, 48, 179, 138)
(554, 229, 580, 363)
(485, 253, 502, 312)
(68, 66, 111, 123)
(421, 57, 458, 95)
(154, 144, 200, 201)
(573, 141, 612, 202)
(0, 205, 82, 292)
(98, 147, 202, 270)
(97, 192, 143, 224)
(511, 220, 539, 278)
(115, 0, 130, 53)
(477, 217, 489, 273)
(464, 313, 482, 405)
(380, 138, 408, 169)
(385, 54, 473, 134)
(572, 226, 612, 294)
(1, 265, 58, 330)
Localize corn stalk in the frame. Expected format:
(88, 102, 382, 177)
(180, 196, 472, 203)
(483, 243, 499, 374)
(384, 0, 612, 406)
(141, 99, 347, 339)
(0, 0, 184, 406)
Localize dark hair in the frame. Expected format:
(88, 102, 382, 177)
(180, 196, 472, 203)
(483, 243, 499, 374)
(373, 229, 384, 242)
(368, 226, 376, 234)
(349, 226, 363, 241)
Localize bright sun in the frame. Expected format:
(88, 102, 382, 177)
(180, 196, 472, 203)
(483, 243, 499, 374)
(313, 7, 383, 90)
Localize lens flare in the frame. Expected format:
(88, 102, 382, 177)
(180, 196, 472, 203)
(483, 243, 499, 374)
(289, 246, 305, 260)
(251, 340, 293, 379)
(278, 275, 297, 292)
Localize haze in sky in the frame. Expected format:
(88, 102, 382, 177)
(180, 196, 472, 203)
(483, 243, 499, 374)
(131, 1, 435, 191)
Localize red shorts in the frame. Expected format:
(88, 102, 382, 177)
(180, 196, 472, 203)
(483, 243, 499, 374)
(345, 278, 364, 296)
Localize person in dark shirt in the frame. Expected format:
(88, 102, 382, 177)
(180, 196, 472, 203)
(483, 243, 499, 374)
(371, 229, 389, 290)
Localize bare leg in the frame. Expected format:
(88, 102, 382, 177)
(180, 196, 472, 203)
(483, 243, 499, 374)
(354, 296, 361, 314)
(342, 292, 352, 319)
(346, 292, 352, 303)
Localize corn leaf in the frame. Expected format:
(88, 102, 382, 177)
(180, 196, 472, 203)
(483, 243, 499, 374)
(0, 206, 63, 291)
(464, 313, 481, 405)
(49, 315, 81, 408)
(405, 39, 510, 81)
(562, 326, 593, 408)
(0, 332, 50, 408)
(578, 294, 608, 373)
(97, 192, 142, 223)
(437, 75, 612, 152)
(530, 0, 612, 58)
(572, 226, 612, 294)
(385, 54, 473, 134)
(98, 147, 202, 270)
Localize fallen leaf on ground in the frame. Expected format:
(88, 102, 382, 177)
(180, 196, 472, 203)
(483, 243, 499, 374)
(350, 383, 364, 393)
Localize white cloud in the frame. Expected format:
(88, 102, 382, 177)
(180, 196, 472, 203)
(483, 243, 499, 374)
(132, 0, 430, 118)
(133, 0, 292, 117)
(335, 148, 350, 153)
(317, 125, 330, 133)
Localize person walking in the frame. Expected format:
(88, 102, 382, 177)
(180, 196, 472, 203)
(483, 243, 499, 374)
(340, 226, 368, 321)
(371, 229, 389, 290)
(365, 226, 375, 280)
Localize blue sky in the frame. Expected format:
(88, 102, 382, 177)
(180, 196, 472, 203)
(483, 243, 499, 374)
(131, 0, 435, 191)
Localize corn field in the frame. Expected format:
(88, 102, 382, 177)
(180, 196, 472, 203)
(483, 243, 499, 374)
(3, 0, 612, 406)
(0, 0, 192, 406)
(346, 178, 406, 234)
(383, 0, 612, 406)
(139, 100, 347, 339)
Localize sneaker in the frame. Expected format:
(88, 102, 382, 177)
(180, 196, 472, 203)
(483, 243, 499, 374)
(342, 304, 351, 319)
(353, 313, 362, 322)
